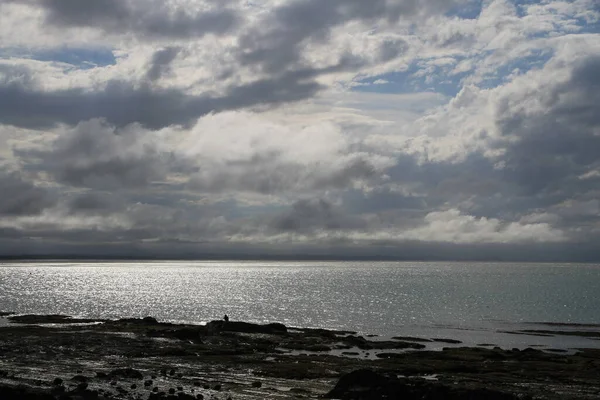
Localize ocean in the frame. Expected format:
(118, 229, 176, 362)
(1, 260, 599, 350)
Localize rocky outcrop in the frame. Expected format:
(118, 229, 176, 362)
(0, 384, 108, 399)
(325, 369, 520, 400)
(115, 316, 160, 325)
(0, 312, 15, 317)
(7, 315, 104, 324)
(108, 368, 144, 380)
(206, 320, 287, 334)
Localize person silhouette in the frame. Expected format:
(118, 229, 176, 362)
(223, 314, 229, 322)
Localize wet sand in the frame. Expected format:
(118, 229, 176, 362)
(1, 314, 600, 399)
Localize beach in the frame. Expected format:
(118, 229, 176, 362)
(1, 313, 600, 399)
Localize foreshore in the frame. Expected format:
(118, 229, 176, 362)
(1, 313, 599, 399)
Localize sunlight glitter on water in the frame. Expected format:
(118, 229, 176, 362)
(1, 260, 600, 348)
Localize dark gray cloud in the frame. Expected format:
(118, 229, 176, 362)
(146, 47, 181, 81)
(379, 39, 409, 62)
(0, 67, 327, 130)
(271, 199, 365, 233)
(7, 0, 240, 39)
(0, 172, 55, 216)
(239, 0, 454, 73)
(65, 191, 126, 216)
(361, 55, 600, 236)
(342, 188, 425, 214)
(16, 119, 383, 195)
(495, 55, 600, 198)
(188, 155, 380, 195)
(16, 119, 168, 189)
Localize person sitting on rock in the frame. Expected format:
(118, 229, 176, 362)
(223, 314, 229, 322)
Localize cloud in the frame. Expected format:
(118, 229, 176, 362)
(5, 0, 240, 39)
(492, 54, 600, 200)
(0, 172, 55, 216)
(15, 112, 392, 195)
(0, 0, 599, 259)
(271, 198, 366, 233)
(238, 0, 460, 74)
(146, 47, 181, 82)
(181, 111, 393, 195)
(401, 209, 565, 244)
(18, 119, 168, 189)
(0, 69, 328, 129)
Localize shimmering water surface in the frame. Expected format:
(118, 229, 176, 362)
(1, 261, 599, 347)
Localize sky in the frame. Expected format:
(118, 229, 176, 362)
(0, 0, 599, 260)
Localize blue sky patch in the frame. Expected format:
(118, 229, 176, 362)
(32, 48, 116, 69)
(353, 61, 470, 97)
(1, 47, 118, 69)
(446, 0, 483, 19)
(477, 48, 554, 90)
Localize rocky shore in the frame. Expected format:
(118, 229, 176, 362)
(1, 314, 599, 399)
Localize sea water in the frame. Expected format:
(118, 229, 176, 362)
(1, 261, 599, 349)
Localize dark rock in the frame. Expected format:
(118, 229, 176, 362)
(326, 369, 519, 400)
(305, 344, 331, 352)
(196, 395, 204, 400)
(392, 336, 433, 343)
(80, 389, 99, 399)
(109, 368, 144, 380)
(343, 335, 372, 350)
(51, 385, 66, 395)
(343, 335, 425, 350)
(177, 393, 196, 400)
(116, 316, 159, 325)
(7, 314, 103, 324)
(153, 387, 159, 392)
(546, 348, 568, 353)
(131, 383, 137, 389)
(177, 386, 183, 391)
(169, 369, 176, 376)
(145, 380, 153, 387)
(376, 352, 406, 359)
(206, 320, 287, 334)
(53, 378, 64, 385)
(213, 384, 222, 391)
(95, 372, 108, 379)
(76, 382, 89, 391)
(148, 327, 204, 342)
(251, 381, 262, 388)
(0, 312, 15, 317)
(72, 375, 88, 383)
(202, 384, 210, 389)
(432, 338, 462, 344)
(169, 388, 176, 394)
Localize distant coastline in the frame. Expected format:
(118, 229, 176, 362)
(2, 253, 600, 263)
